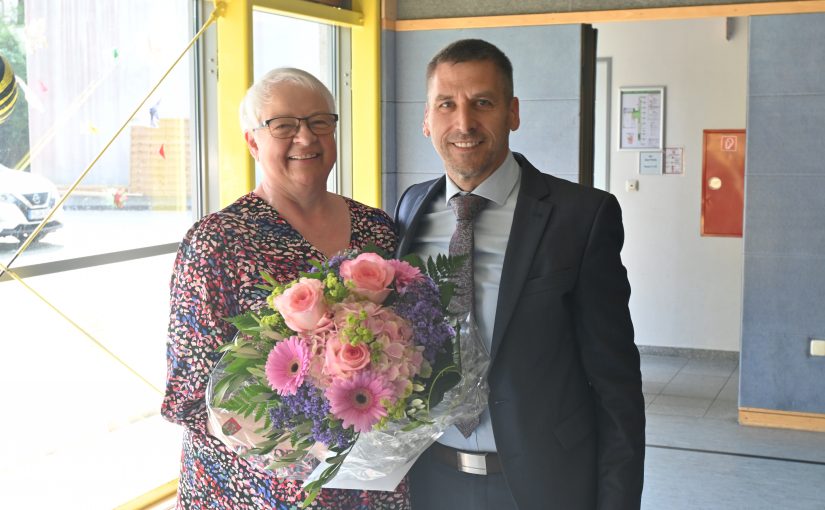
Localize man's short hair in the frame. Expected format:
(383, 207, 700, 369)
(426, 39, 514, 100)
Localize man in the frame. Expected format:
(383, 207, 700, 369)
(395, 39, 645, 510)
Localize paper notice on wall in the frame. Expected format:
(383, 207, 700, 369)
(664, 147, 684, 175)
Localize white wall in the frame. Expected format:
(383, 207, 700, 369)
(595, 18, 748, 352)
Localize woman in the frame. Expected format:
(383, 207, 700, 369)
(162, 68, 409, 509)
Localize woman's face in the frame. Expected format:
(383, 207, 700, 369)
(245, 82, 337, 196)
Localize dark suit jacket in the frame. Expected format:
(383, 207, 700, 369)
(395, 153, 645, 510)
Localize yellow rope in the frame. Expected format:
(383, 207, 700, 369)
(0, 261, 164, 394)
(0, 4, 225, 394)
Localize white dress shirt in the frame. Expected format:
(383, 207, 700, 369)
(408, 152, 521, 452)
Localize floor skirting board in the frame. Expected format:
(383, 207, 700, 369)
(637, 345, 739, 362)
(740, 407, 825, 433)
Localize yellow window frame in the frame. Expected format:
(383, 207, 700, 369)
(215, 0, 382, 208)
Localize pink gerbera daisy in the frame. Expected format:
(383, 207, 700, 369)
(325, 372, 394, 433)
(265, 336, 310, 395)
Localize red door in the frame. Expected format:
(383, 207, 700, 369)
(701, 130, 746, 237)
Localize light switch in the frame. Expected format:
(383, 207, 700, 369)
(811, 339, 825, 357)
(625, 179, 639, 192)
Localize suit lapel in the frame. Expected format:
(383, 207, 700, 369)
(490, 158, 554, 361)
(397, 177, 445, 256)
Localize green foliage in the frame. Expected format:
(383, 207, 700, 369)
(225, 313, 261, 333)
(406, 253, 466, 311)
(418, 253, 467, 312)
(427, 253, 466, 285)
(300, 437, 358, 509)
(254, 271, 280, 292)
(358, 243, 389, 258)
(216, 383, 277, 430)
(300, 260, 325, 279)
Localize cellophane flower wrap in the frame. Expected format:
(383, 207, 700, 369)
(205, 249, 489, 507)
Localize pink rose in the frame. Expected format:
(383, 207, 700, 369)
(324, 336, 372, 378)
(272, 278, 328, 332)
(339, 253, 396, 303)
(387, 259, 423, 292)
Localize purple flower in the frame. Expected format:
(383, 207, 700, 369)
(393, 277, 454, 363)
(269, 384, 354, 449)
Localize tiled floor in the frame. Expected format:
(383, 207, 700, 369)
(640, 352, 825, 510)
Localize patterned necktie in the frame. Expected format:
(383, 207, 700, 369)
(448, 193, 488, 437)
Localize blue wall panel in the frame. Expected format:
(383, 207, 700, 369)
(741, 14, 825, 414)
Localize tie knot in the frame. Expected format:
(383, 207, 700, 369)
(449, 194, 488, 221)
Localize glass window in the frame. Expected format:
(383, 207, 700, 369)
(0, 254, 181, 509)
(0, 0, 198, 507)
(251, 10, 343, 192)
(1, 0, 197, 268)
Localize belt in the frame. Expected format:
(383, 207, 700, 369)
(430, 442, 502, 475)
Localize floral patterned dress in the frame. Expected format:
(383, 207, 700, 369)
(162, 193, 409, 509)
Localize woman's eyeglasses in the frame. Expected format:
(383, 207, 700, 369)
(255, 113, 339, 139)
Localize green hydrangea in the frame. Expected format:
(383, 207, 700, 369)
(265, 284, 287, 310)
(259, 313, 284, 330)
(324, 272, 348, 302)
(340, 310, 374, 345)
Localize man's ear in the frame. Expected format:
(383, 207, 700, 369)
(509, 96, 521, 132)
(422, 105, 431, 138)
(244, 130, 259, 160)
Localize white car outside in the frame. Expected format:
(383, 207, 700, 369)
(0, 163, 64, 242)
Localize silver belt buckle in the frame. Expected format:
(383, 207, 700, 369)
(456, 451, 488, 475)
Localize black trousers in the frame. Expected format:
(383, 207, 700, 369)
(408, 447, 519, 510)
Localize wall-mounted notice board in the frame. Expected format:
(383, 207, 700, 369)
(701, 129, 746, 237)
(619, 87, 664, 150)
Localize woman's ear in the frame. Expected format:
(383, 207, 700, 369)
(244, 130, 259, 160)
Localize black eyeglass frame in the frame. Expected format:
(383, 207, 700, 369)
(254, 113, 339, 138)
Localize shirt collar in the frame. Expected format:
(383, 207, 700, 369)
(444, 151, 520, 206)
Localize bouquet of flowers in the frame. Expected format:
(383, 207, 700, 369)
(206, 249, 489, 507)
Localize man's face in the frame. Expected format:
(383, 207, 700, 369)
(424, 59, 519, 191)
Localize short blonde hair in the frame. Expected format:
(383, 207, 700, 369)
(238, 68, 336, 132)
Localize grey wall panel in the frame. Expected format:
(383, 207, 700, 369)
(741, 13, 825, 414)
(508, 26, 581, 101)
(381, 29, 397, 213)
(395, 25, 582, 103)
(394, 101, 443, 175)
(381, 100, 398, 212)
(397, 0, 784, 19)
(742, 254, 825, 340)
(745, 96, 825, 176)
(744, 175, 825, 256)
(382, 29, 397, 103)
(748, 14, 825, 97)
(382, 169, 398, 214)
(740, 329, 824, 414)
(510, 98, 581, 176)
(395, 30, 456, 103)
